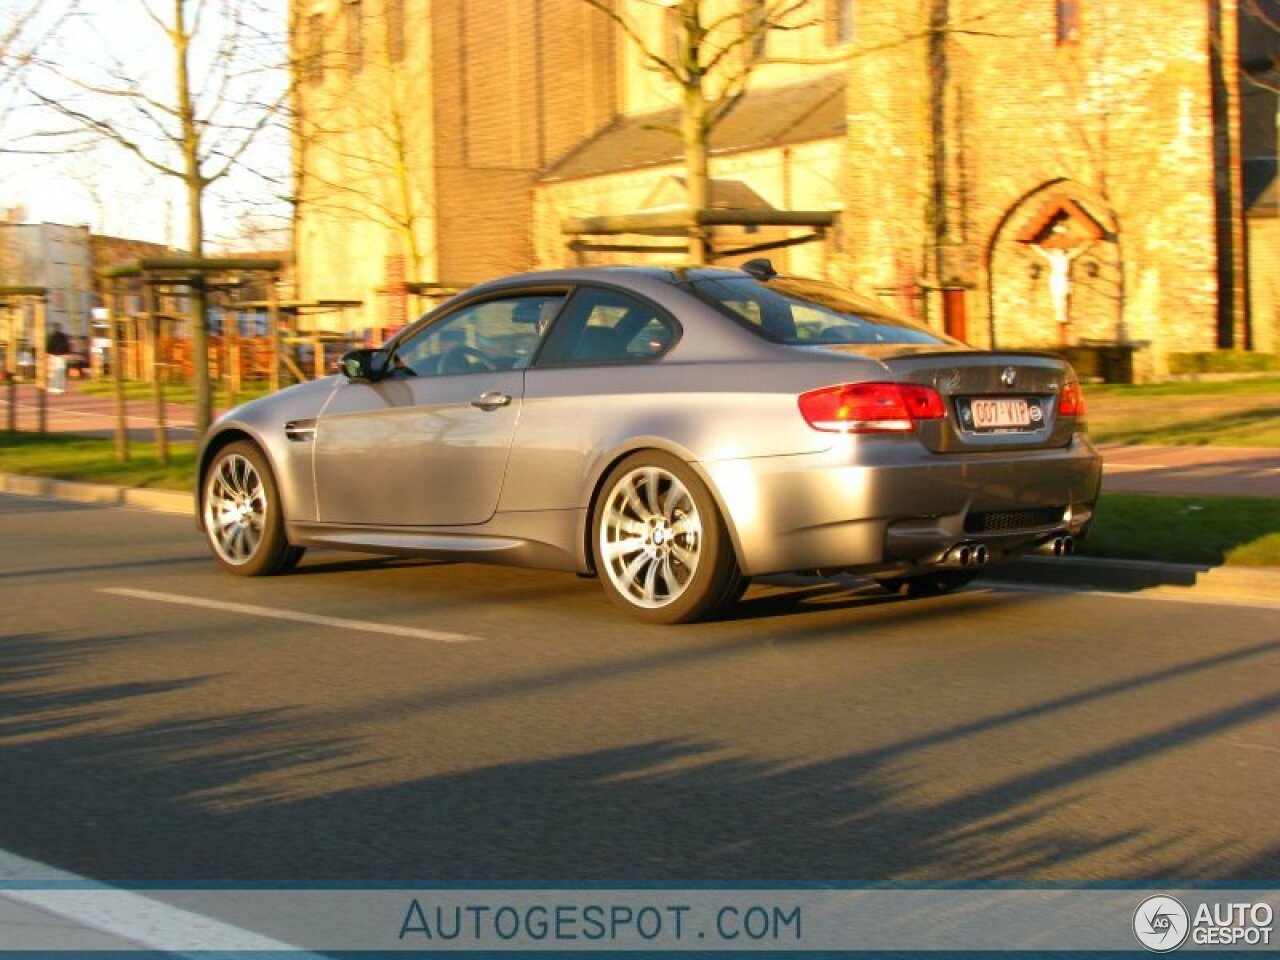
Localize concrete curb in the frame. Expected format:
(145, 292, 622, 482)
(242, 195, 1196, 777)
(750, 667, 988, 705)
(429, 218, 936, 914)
(986, 555, 1280, 607)
(0, 472, 193, 515)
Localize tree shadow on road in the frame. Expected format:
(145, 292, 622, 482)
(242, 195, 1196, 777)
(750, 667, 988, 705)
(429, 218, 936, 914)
(1, 624, 1276, 882)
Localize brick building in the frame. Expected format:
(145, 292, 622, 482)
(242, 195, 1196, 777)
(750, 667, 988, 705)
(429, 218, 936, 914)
(844, 0, 1277, 377)
(294, 0, 1279, 376)
(295, 0, 618, 331)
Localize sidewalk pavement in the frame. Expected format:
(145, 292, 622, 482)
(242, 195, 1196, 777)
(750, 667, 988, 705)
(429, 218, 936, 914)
(1, 380, 202, 442)
(1099, 443, 1280, 498)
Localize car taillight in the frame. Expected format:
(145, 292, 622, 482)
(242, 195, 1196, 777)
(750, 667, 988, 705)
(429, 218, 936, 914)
(1059, 381, 1086, 418)
(798, 382, 947, 433)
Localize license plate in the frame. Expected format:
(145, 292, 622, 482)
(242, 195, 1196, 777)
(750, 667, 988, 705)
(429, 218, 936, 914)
(969, 397, 1037, 431)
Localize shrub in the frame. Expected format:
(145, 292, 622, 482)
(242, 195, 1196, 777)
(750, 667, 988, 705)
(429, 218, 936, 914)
(1167, 351, 1280, 374)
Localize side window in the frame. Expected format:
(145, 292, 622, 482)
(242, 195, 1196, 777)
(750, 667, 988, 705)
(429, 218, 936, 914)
(391, 293, 563, 377)
(536, 287, 678, 367)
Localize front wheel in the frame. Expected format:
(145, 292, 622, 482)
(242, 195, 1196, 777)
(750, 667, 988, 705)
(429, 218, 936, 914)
(202, 441, 301, 576)
(593, 452, 742, 624)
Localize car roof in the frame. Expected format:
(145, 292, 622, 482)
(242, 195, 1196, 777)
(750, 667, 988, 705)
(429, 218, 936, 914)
(463, 266, 916, 325)
(464, 265, 749, 293)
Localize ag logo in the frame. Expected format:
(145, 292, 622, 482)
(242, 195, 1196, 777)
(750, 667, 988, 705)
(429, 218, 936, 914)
(1133, 895, 1190, 952)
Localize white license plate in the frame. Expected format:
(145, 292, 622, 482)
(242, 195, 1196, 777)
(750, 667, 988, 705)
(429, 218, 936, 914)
(970, 398, 1034, 430)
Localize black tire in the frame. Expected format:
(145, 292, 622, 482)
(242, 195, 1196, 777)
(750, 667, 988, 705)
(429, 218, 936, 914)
(877, 570, 978, 597)
(201, 440, 298, 577)
(592, 451, 742, 624)
(279, 545, 308, 572)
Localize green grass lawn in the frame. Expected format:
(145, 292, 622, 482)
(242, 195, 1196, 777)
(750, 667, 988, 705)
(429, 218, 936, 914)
(1084, 376, 1280, 446)
(1077, 492, 1280, 566)
(75, 379, 274, 408)
(0, 433, 196, 490)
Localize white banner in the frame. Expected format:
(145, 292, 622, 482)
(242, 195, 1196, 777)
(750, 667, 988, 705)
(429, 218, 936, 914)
(0, 886, 1275, 953)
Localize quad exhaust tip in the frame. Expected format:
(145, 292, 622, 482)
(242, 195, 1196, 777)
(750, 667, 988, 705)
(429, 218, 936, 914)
(945, 542, 991, 568)
(1041, 535, 1074, 558)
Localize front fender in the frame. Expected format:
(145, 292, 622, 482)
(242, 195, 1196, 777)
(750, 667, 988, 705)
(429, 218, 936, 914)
(194, 378, 337, 529)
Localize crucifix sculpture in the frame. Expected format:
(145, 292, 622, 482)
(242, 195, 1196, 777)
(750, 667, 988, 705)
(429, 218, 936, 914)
(1033, 242, 1087, 332)
(1016, 196, 1107, 346)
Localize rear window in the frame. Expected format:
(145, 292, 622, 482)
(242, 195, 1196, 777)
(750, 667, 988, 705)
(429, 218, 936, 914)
(688, 276, 954, 346)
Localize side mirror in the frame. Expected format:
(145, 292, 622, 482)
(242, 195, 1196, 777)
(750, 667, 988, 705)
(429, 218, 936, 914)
(339, 348, 388, 383)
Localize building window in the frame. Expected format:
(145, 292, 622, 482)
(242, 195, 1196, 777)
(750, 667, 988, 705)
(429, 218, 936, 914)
(826, 0, 854, 47)
(1056, 0, 1081, 44)
(305, 13, 324, 85)
(386, 0, 405, 63)
(346, 0, 363, 75)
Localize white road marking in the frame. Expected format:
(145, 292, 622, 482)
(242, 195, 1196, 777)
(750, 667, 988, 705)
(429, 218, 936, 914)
(0, 847, 317, 956)
(976, 581, 1280, 612)
(98, 587, 479, 643)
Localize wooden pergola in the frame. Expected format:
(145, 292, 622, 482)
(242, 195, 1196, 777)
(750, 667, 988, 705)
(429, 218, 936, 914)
(98, 257, 284, 463)
(561, 208, 838, 262)
(223, 298, 365, 382)
(372, 280, 469, 337)
(0, 285, 49, 433)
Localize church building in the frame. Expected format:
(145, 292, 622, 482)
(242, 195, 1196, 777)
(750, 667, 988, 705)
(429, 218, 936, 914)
(293, 0, 1278, 378)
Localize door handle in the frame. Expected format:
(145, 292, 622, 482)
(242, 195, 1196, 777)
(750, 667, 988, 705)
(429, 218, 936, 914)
(470, 391, 512, 411)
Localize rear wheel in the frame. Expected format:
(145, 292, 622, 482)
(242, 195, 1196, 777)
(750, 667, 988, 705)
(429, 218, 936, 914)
(593, 452, 742, 624)
(877, 570, 977, 597)
(202, 441, 301, 576)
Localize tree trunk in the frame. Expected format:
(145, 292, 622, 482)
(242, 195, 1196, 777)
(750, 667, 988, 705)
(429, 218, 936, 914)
(147, 285, 169, 466)
(682, 85, 711, 265)
(679, 1, 711, 265)
(33, 298, 47, 433)
(109, 293, 130, 462)
(176, 0, 212, 437)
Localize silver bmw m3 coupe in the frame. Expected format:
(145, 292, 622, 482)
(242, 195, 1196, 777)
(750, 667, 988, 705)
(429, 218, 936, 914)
(197, 261, 1101, 623)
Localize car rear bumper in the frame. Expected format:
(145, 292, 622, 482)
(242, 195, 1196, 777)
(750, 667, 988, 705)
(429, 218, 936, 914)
(696, 434, 1102, 577)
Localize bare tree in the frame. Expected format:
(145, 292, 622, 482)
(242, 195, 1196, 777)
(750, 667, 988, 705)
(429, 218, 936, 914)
(26, 0, 286, 436)
(584, 0, 815, 263)
(584, 0, 1013, 265)
(1, 2, 74, 105)
(0, 0, 78, 151)
(289, 0, 432, 283)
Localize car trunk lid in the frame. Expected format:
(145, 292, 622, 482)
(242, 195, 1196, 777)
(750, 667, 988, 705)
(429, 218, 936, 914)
(807, 347, 1081, 452)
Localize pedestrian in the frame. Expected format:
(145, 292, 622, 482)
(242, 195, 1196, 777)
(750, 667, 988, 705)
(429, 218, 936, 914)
(46, 323, 71, 394)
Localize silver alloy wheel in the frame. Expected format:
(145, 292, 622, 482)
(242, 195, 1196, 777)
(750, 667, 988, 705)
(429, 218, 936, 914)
(598, 465, 702, 609)
(204, 452, 268, 566)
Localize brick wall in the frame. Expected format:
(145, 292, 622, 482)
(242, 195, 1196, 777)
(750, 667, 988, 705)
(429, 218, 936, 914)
(430, 0, 617, 283)
(842, 0, 1237, 376)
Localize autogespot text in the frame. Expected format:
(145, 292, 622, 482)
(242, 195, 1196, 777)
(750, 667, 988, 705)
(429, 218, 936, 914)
(399, 898, 803, 946)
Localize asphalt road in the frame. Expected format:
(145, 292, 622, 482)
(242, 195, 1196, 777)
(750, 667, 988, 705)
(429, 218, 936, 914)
(1, 492, 1277, 883)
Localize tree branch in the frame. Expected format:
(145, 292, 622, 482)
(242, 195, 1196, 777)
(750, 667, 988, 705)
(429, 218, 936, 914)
(582, 0, 685, 83)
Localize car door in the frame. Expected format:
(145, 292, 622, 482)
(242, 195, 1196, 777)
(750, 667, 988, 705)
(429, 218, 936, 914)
(501, 285, 682, 512)
(312, 291, 565, 527)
